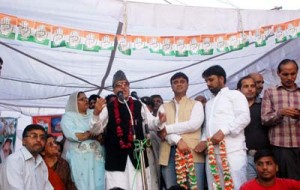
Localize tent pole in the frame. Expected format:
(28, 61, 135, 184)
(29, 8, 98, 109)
(97, 21, 123, 95)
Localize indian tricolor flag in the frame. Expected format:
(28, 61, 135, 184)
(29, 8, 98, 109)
(241, 31, 250, 47)
(284, 19, 300, 39)
(174, 36, 188, 57)
(33, 22, 51, 45)
(99, 34, 115, 50)
(214, 34, 229, 53)
(51, 26, 66, 48)
(188, 36, 201, 55)
(199, 35, 214, 55)
(228, 32, 243, 51)
(83, 31, 100, 52)
(17, 18, 35, 42)
(131, 36, 147, 50)
(147, 36, 162, 54)
(161, 36, 175, 56)
(274, 24, 287, 43)
(252, 29, 266, 47)
(261, 25, 273, 40)
(117, 35, 132, 55)
(66, 29, 83, 50)
(0, 14, 16, 40)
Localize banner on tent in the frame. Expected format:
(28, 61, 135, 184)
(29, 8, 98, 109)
(0, 13, 300, 57)
(32, 115, 63, 137)
(0, 117, 17, 163)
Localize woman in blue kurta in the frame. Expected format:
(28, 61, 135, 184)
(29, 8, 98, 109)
(61, 91, 105, 190)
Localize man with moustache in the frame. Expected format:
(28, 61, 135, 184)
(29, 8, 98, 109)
(157, 72, 205, 190)
(261, 59, 300, 180)
(92, 70, 162, 190)
(240, 149, 300, 190)
(1, 124, 53, 190)
(195, 65, 250, 190)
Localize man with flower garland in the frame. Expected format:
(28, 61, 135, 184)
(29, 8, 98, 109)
(195, 65, 250, 190)
(157, 72, 205, 190)
(91, 70, 162, 190)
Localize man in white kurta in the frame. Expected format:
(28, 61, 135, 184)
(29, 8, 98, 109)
(91, 70, 161, 190)
(195, 65, 250, 190)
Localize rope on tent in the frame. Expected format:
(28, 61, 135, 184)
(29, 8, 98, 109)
(189, 38, 294, 98)
(0, 40, 101, 88)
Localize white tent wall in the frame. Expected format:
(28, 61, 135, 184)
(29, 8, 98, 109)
(1, 0, 300, 134)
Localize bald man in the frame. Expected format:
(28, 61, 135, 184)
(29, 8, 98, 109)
(249, 73, 264, 98)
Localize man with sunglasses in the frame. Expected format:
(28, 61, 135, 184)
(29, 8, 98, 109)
(1, 124, 53, 190)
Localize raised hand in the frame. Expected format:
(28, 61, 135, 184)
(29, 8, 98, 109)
(93, 97, 106, 115)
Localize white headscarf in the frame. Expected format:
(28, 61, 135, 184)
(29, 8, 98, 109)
(65, 91, 80, 113)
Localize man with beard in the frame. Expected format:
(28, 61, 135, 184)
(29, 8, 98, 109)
(261, 59, 300, 180)
(1, 124, 53, 190)
(240, 149, 300, 190)
(195, 65, 250, 190)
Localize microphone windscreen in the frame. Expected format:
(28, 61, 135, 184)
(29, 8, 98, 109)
(117, 91, 124, 102)
(131, 91, 139, 100)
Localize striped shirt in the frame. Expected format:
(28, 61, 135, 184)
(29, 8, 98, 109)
(261, 85, 300, 147)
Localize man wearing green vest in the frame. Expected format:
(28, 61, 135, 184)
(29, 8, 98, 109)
(157, 72, 205, 190)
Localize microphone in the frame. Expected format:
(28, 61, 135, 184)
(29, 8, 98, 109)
(117, 91, 124, 102)
(131, 91, 150, 140)
(131, 91, 139, 100)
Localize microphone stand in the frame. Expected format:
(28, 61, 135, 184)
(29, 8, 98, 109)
(118, 91, 147, 189)
(123, 100, 136, 141)
(131, 93, 149, 190)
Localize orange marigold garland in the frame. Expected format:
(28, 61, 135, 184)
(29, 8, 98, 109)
(207, 138, 234, 190)
(175, 148, 197, 189)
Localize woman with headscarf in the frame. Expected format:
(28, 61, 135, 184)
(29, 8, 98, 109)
(61, 91, 105, 190)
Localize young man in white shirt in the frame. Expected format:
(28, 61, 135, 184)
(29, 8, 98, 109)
(195, 65, 250, 190)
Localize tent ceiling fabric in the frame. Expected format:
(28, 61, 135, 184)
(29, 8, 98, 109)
(1, 0, 300, 114)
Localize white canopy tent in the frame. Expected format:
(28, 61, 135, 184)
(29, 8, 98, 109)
(1, 0, 300, 132)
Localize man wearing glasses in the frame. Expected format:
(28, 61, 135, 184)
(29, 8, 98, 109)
(0, 124, 53, 190)
(92, 70, 162, 190)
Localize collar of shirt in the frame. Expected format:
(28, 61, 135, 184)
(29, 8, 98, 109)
(20, 146, 44, 166)
(276, 84, 300, 92)
(172, 95, 188, 104)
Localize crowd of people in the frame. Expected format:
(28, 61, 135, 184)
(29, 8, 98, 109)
(1, 58, 300, 190)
